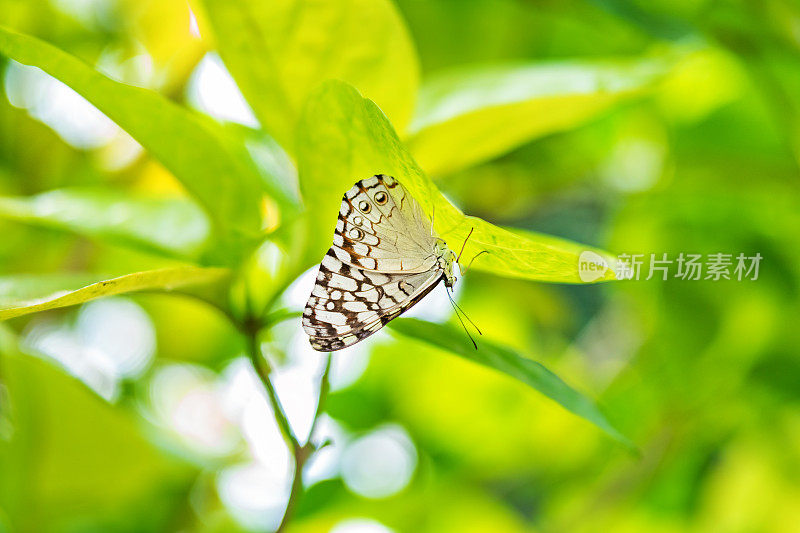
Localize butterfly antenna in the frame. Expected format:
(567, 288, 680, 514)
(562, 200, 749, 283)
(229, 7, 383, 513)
(456, 227, 474, 264)
(430, 205, 436, 236)
(461, 250, 490, 276)
(446, 287, 477, 349)
(449, 293, 482, 336)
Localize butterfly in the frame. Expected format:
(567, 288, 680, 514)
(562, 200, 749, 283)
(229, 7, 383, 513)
(302, 174, 463, 352)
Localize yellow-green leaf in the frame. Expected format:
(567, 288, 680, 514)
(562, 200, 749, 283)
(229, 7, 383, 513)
(0, 267, 229, 320)
(390, 318, 634, 449)
(0, 26, 264, 241)
(408, 59, 667, 176)
(0, 326, 194, 530)
(296, 80, 615, 283)
(0, 188, 210, 260)
(197, 0, 419, 148)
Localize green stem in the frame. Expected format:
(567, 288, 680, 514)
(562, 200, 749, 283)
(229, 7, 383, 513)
(244, 324, 299, 452)
(309, 353, 333, 439)
(275, 352, 332, 533)
(241, 314, 333, 533)
(275, 447, 305, 533)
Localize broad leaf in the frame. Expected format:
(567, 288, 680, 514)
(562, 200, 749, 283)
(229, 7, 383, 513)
(408, 59, 667, 175)
(0, 26, 265, 244)
(197, 0, 419, 148)
(296, 80, 615, 282)
(0, 267, 229, 320)
(222, 123, 301, 210)
(0, 326, 193, 530)
(390, 318, 633, 449)
(0, 188, 210, 260)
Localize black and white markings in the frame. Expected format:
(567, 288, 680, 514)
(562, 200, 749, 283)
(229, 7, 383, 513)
(303, 175, 455, 352)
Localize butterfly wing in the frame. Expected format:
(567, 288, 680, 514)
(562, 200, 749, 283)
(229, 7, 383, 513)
(303, 175, 444, 352)
(332, 174, 438, 273)
(303, 256, 443, 351)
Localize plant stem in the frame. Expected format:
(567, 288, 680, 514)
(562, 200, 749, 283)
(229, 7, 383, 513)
(275, 446, 305, 533)
(310, 353, 333, 439)
(245, 328, 299, 451)
(243, 318, 333, 533)
(275, 352, 332, 533)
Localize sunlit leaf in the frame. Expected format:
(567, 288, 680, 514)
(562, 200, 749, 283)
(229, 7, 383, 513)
(122, 0, 204, 92)
(0, 267, 229, 320)
(408, 59, 667, 175)
(296, 80, 615, 282)
(0, 26, 265, 244)
(221, 123, 301, 210)
(389, 318, 633, 449)
(197, 0, 419, 148)
(0, 325, 193, 530)
(0, 188, 210, 260)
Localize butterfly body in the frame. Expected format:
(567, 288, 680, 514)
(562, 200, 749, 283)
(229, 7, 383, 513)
(303, 174, 456, 352)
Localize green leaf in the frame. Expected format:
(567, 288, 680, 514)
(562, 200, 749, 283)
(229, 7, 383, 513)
(0, 267, 229, 320)
(296, 80, 615, 283)
(407, 59, 667, 176)
(0, 26, 265, 243)
(221, 123, 301, 210)
(0, 326, 193, 530)
(197, 0, 419, 148)
(0, 188, 210, 260)
(389, 318, 634, 449)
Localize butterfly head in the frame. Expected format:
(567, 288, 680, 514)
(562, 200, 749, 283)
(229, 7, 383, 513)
(435, 239, 458, 288)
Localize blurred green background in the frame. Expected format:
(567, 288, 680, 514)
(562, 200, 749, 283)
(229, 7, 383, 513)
(1, 0, 799, 532)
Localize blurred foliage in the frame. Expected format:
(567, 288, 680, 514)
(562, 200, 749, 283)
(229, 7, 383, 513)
(0, 0, 799, 532)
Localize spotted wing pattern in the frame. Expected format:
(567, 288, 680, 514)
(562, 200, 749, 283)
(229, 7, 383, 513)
(330, 174, 437, 273)
(303, 175, 444, 352)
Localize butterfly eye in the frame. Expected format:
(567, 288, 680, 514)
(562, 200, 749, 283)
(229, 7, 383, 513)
(358, 200, 371, 213)
(374, 191, 388, 205)
(348, 227, 364, 241)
